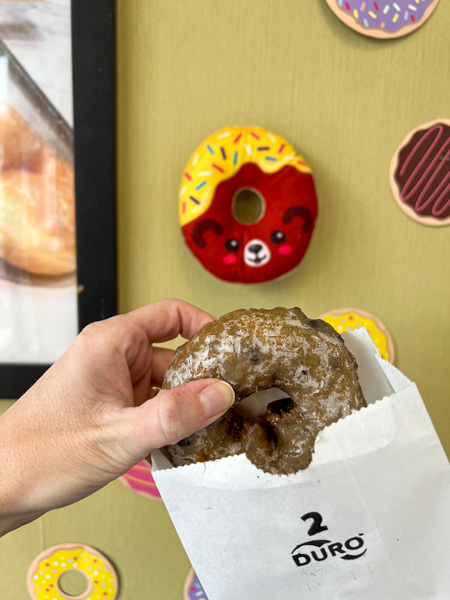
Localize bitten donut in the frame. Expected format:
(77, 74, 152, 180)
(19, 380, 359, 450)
(179, 126, 318, 284)
(389, 119, 450, 226)
(162, 307, 366, 475)
(325, 0, 439, 39)
(27, 543, 119, 600)
(0, 168, 75, 275)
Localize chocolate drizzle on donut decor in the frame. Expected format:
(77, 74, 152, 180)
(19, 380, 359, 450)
(392, 121, 450, 225)
(162, 307, 366, 475)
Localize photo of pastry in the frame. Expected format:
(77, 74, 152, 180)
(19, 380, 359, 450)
(0, 0, 78, 364)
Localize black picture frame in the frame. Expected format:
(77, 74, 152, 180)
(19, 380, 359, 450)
(0, 0, 117, 399)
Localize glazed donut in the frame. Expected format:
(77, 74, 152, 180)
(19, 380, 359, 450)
(0, 102, 45, 172)
(179, 126, 318, 284)
(27, 543, 119, 600)
(162, 307, 366, 475)
(325, 0, 439, 39)
(0, 168, 76, 276)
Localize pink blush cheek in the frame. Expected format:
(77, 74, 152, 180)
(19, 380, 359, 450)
(278, 244, 293, 256)
(223, 254, 237, 265)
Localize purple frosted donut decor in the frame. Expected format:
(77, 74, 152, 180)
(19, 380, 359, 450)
(183, 569, 209, 600)
(325, 0, 440, 38)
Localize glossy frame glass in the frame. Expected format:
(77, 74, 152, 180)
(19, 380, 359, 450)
(0, 0, 116, 398)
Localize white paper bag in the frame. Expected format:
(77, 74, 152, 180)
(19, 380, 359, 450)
(152, 328, 450, 599)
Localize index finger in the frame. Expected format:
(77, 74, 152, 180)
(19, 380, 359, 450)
(121, 298, 215, 344)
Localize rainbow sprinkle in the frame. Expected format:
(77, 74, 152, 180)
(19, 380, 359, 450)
(178, 126, 312, 227)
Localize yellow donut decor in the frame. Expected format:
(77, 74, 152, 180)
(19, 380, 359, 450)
(318, 307, 395, 363)
(27, 543, 119, 600)
(180, 126, 318, 284)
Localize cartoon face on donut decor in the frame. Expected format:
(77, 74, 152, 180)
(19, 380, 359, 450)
(179, 126, 318, 284)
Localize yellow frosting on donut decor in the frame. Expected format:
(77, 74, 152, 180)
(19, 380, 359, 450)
(28, 545, 117, 600)
(179, 126, 312, 227)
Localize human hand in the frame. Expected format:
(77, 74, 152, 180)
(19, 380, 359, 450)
(0, 299, 234, 535)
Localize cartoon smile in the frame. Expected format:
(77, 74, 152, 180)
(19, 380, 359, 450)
(247, 253, 268, 264)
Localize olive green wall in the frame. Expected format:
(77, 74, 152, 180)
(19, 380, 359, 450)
(1, 1, 449, 597)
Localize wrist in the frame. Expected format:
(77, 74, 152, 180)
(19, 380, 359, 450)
(0, 509, 44, 537)
(0, 412, 46, 536)
(0, 451, 47, 536)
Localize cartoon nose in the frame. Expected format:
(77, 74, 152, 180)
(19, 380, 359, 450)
(248, 243, 263, 255)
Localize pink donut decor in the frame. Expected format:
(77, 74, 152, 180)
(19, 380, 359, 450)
(119, 459, 161, 501)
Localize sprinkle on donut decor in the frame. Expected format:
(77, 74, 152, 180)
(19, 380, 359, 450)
(26, 543, 119, 600)
(179, 126, 318, 284)
(389, 120, 450, 226)
(324, 0, 439, 38)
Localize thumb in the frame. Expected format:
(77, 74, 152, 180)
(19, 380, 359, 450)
(134, 379, 235, 451)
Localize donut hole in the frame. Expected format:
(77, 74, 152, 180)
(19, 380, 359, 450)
(232, 187, 265, 224)
(57, 570, 92, 599)
(235, 388, 291, 418)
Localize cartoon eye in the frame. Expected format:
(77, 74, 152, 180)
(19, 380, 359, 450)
(270, 230, 286, 245)
(225, 238, 239, 252)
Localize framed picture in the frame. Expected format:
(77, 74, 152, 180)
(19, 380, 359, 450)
(0, 0, 116, 399)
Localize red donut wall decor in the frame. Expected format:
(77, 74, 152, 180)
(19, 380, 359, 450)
(179, 126, 318, 284)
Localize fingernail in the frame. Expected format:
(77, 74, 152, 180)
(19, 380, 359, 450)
(199, 380, 235, 419)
